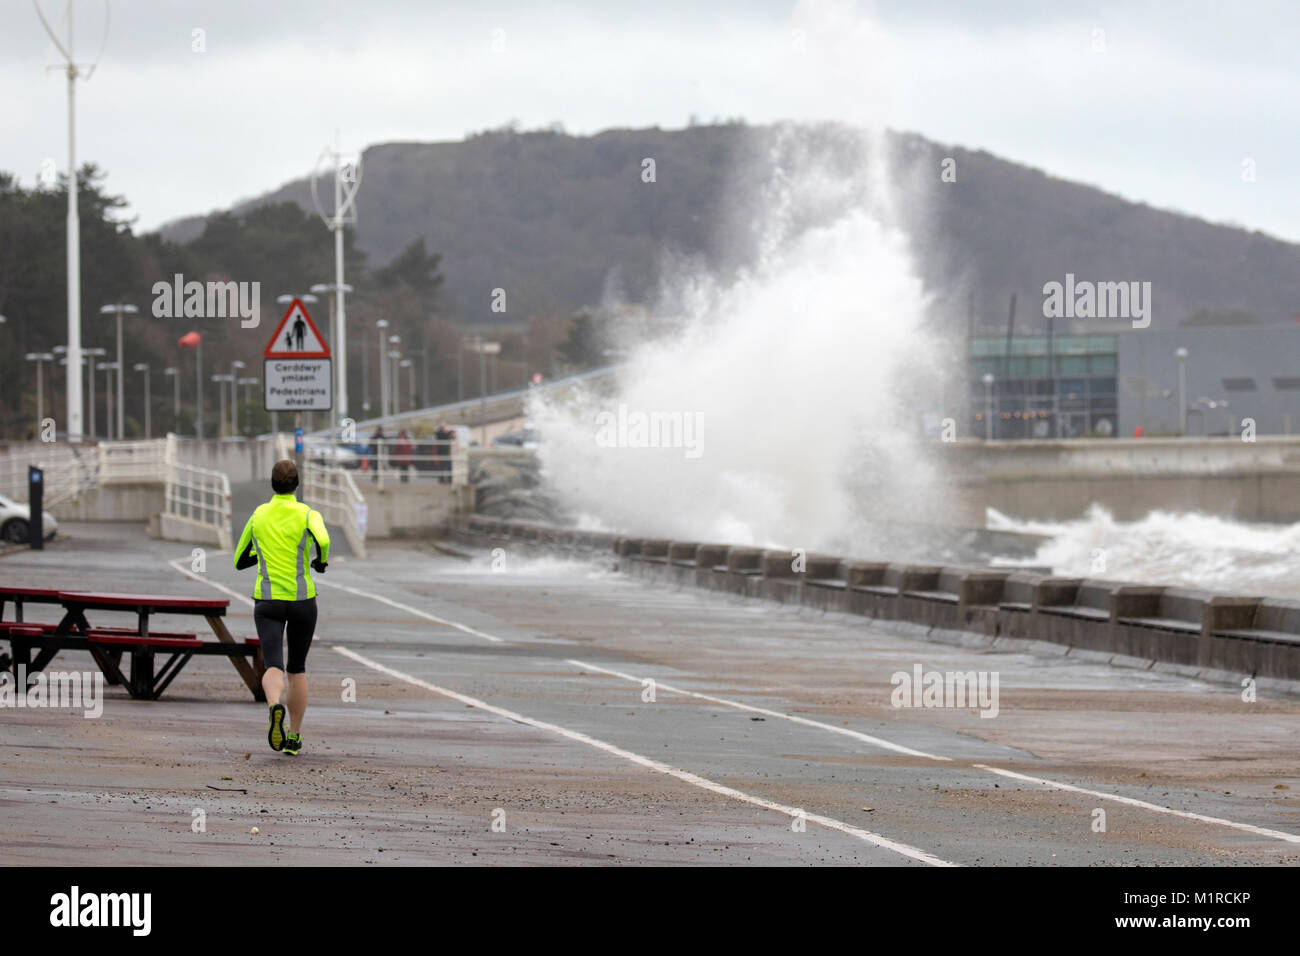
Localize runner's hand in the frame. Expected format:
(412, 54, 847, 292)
(311, 558, 327, 573)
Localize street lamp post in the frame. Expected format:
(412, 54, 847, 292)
(466, 337, 501, 446)
(388, 335, 401, 415)
(388, 349, 402, 414)
(982, 373, 996, 442)
(211, 374, 232, 438)
(310, 281, 353, 429)
(229, 360, 246, 438)
(83, 347, 106, 439)
(133, 363, 151, 438)
(99, 304, 138, 439)
(1175, 347, 1189, 435)
(99, 361, 119, 439)
(57, 354, 81, 432)
(237, 376, 258, 435)
(400, 358, 415, 408)
(25, 353, 55, 432)
(376, 320, 389, 418)
(164, 367, 179, 426)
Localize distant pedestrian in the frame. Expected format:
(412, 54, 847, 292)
(367, 426, 385, 481)
(434, 425, 454, 484)
(395, 429, 413, 482)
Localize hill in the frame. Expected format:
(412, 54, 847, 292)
(159, 123, 1300, 332)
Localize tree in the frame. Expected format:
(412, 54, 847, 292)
(556, 310, 603, 370)
(369, 237, 443, 297)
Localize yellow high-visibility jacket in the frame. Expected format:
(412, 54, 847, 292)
(233, 494, 330, 600)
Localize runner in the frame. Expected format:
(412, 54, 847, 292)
(233, 459, 330, 755)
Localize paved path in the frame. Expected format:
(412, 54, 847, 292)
(2, 523, 1297, 865)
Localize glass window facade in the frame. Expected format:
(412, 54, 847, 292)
(969, 335, 1119, 439)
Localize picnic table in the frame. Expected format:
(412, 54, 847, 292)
(0, 586, 265, 701)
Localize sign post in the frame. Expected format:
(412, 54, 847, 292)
(265, 298, 332, 493)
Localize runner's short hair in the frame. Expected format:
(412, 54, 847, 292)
(271, 459, 299, 494)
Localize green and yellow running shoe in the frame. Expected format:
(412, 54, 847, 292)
(283, 732, 302, 756)
(267, 703, 287, 752)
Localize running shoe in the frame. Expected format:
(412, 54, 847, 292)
(283, 732, 302, 756)
(267, 703, 287, 752)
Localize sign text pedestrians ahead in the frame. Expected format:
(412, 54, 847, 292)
(264, 298, 332, 412)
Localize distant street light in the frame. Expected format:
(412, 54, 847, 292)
(376, 319, 390, 417)
(311, 281, 353, 428)
(982, 372, 996, 442)
(211, 373, 234, 439)
(236, 376, 259, 435)
(388, 335, 401, 415)
(25, 352, 55, 431)
(229, 360, 246, 438)
(133, 363, 151, 438)
(400, 358, 415, 408)
(84, 347, 106, 439)
(100, 303, 138, 439)
(1175, 347, 1189, 435)
(466, 337, 501, 445)
(163, 367, 180, 423)
(98, 360, 120, 440)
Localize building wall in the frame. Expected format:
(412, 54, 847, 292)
(1117, 325, 1300, 436)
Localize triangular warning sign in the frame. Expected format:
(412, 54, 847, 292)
(264, 298, 330, 358)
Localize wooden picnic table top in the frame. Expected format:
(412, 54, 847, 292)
(55, 591, 229, 613)
(0, 585, 64, 600)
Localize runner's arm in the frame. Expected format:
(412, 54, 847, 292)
(308, 509, 331, 570)
(234, 515, 258, 570)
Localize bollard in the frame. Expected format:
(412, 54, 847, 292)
(28, 466, 43, 550)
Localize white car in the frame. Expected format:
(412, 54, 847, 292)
(0, 493, 58, 544)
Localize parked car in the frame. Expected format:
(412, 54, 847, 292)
(492, 423, 541, 449)
(0, 493, 58, 543)
(307, 443, 362, 469)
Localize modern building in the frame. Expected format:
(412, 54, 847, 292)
(968, 325, 1300, 438)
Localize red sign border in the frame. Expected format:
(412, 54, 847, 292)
(264, 298, 331, 359)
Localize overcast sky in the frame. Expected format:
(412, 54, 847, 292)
(4, 0, 1297, 241)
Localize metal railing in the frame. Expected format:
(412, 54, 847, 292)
(305, 436, 468, 488)
(301, 460, 368, 559)
(164, 458, 233, 551)
(0, 442, 100, 507)
(305, 362, 625, 439)
(98, 436, 171, 484)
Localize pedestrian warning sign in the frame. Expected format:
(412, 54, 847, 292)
(264, 298, 332, 411)
(264, 298, 330, 358)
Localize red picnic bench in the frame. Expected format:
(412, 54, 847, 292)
(0, 586, 265, 701)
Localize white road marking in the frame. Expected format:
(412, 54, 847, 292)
(568, 658, 1300, 847)
(973, 764, 1300, 845)
(566, 658, 949, 761)
(316, 579, 504, 643)
(330, 644, 954, 866)
(170, 552, 1300, 850)
(167, 552, 952, 865)
(169, 557, 254, 607)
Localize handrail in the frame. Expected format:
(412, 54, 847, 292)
(304, 436, 468, 489)
(0, 442, 99, 507)
(163, 456, 233, 551)
(301, 459, 368, 559)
